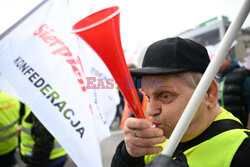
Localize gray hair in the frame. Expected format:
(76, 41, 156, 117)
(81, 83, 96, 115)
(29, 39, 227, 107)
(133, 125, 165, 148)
(176, 72, 203, 88)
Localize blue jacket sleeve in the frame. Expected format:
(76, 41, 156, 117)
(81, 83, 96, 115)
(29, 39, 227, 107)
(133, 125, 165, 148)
(243, 76, 250, 114)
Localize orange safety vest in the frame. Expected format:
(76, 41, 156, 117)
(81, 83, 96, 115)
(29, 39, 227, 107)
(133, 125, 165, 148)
(120, 89, 149, 129)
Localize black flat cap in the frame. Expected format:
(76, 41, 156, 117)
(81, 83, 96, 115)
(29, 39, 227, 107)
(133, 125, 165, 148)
(130, 37, 210, 77)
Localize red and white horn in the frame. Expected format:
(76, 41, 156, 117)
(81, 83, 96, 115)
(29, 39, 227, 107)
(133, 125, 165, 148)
(72, 6, 145, 118)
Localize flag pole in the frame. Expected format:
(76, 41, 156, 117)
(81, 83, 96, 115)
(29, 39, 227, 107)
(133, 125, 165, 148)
(162, 0, 250, 157)
(0, 0, 49, 40)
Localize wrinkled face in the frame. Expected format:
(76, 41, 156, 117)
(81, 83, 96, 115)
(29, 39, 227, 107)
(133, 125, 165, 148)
(142, 75, 200, 139)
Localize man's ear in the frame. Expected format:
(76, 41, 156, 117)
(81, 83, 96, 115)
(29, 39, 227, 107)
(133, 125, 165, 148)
(205, 79, 218, 109)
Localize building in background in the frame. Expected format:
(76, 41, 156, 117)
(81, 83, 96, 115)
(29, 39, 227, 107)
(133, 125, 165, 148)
(178, 16, 250, 64)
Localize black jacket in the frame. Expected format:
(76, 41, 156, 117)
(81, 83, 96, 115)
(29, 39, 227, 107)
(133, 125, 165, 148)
(111, 119, 250, 167)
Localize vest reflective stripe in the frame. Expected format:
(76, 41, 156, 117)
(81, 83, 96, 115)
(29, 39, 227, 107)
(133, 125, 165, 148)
(21, 127, 62, 149)
(139, 89, 150, 120)
(0, 134, 18, 156)
(22, 141, 62, 150)
(0, 92, 20, 155)
(219, 76, 226, 107)
(145, 108, 249, 166)
(20, 107, 66, 160)
(0, 120, 18, 132)
(22, 127, 31, 135)
(22, 143, 33, 149)
(0, 132, 17, 142)
(0, 120, 18, 142)
(120, 101, 131, 130)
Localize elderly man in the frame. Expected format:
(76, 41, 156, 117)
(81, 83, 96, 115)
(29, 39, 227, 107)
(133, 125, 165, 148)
(111, 37, 250, 167)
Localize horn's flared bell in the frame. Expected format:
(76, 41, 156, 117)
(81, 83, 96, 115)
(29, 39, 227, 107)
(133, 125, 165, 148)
(72, 6, 145, 118)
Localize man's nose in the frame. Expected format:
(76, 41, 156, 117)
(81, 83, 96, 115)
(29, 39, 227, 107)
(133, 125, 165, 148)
(147, 98, 161, 117)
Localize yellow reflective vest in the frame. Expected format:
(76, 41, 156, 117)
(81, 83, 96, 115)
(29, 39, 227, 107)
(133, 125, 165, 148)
(0, 92, 20, 155)
(145, 108, 250, 166)
(20, 106, 67, 159)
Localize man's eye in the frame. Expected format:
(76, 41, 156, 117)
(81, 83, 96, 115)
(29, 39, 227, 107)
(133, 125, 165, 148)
(146, 95, 150, 101)
(162, 94, 168, 99)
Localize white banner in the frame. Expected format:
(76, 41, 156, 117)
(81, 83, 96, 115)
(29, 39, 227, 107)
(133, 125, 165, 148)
(0, 0, 119, 166)
(79, 43, 120, 141)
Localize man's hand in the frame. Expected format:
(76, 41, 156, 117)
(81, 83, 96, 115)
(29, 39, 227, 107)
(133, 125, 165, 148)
(124, 118, 166, 157)
(16, 125, 23, 137)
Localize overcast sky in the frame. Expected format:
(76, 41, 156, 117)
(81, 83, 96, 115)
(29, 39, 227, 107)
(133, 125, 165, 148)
(0, 0, 249, 47)
(118, 0, 250, 46)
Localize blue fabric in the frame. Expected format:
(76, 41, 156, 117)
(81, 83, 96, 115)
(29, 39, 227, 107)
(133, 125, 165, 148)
(47, 155, 67, 167)
(243, 76, 250, 114)
(229, 59, 239, 69)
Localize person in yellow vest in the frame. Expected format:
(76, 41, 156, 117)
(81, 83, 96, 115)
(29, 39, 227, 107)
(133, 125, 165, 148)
(20, 105, 67, 167)
(111, 37, 250, 167)
(0, 92, 21, 167)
